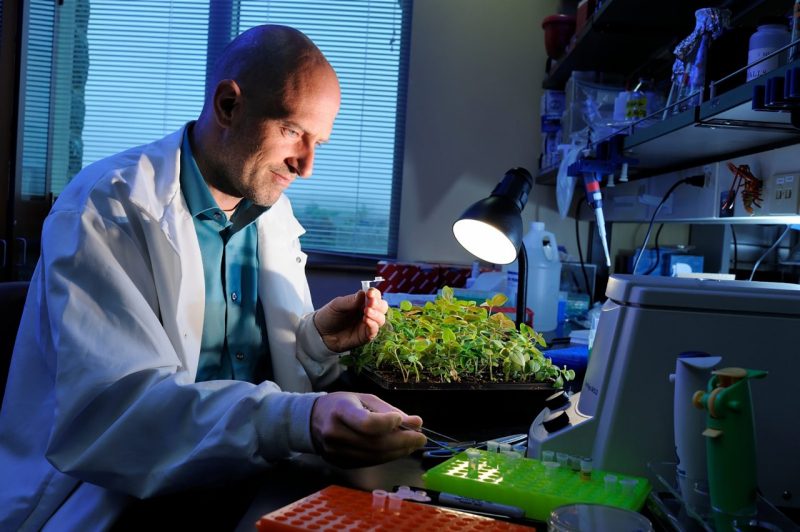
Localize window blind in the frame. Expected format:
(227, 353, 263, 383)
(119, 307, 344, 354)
(18, 0, 54, 197)
(18, 0, 410, 257)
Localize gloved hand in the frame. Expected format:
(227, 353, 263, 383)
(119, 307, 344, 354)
(310, 392, 426, 467)
(313, 287, 389, 352)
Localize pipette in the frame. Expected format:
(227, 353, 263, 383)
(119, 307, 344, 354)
(583, 173, 611, 267)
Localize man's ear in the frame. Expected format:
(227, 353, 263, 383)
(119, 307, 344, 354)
(213, 79, 242, 128)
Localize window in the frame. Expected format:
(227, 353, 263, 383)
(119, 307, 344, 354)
(17, 0, 411, 257)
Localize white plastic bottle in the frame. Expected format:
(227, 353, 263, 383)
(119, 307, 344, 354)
(523, 222, 562, 331)
(747, 18, 790, 81)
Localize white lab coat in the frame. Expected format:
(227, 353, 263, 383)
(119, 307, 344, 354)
(0, 126, 342, 530)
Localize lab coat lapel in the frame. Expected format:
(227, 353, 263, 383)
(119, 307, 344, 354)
(127, 127, 205, 381)
(257, 195, 313, 392)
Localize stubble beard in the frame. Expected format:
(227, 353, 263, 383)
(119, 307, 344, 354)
(238, 165, 290, 207)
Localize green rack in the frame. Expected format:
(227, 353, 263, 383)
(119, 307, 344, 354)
(423, 450, 651, 522)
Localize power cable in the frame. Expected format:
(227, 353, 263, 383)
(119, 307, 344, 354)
(632, 176, 703, 274)
(749, 225, 791, 281)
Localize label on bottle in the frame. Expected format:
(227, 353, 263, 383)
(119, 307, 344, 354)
(747, 47, 780, 81)
(506, 270, 518, 303)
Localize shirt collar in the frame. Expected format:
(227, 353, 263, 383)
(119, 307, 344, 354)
(180, 124, 223, 220)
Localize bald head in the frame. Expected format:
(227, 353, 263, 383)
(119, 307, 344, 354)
(190, 24, 340, 209)
(203, 24, 335, 119)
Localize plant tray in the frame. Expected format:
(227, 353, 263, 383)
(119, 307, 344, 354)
(347, 369, 579, 436)
(362, 368, 557, 391)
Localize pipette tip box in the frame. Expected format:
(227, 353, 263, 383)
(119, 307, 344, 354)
(423, 449, 651, 522)
(255, 484, 531, 531)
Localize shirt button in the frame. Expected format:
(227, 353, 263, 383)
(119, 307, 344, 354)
(296, 256, 302, 263)
(231, 292, 238, 302)
(214, 212, 222, 219)
(235, 352, 245, 361)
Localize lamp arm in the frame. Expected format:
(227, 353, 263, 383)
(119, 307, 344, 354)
(516, 241, 527, 328)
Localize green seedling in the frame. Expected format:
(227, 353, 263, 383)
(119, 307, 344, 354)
(343, 287, 576, 386)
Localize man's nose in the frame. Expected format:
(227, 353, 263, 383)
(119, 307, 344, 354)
(291, 142, 316, 178)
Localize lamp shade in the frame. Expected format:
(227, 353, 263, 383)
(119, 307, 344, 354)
(452, 168, 533, 264)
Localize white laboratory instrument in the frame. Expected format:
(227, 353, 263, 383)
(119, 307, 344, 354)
(527, 274, 800, 509)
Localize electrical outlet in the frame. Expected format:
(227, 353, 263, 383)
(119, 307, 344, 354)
(766, 172, 800, 215)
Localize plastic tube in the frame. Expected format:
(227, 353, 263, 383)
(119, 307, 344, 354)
(544, 461, 560, 478)
(386, 493, 403, 512)
(360, 276, 384, 292)
(372, 489, 388, 509)
(580, 458, 593, 480)
(620, 478, 638, 497)
(466, 448, 481, 477)
(556, 452, 570, 468)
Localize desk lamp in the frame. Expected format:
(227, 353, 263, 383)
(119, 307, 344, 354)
(452, 167, 533, 327)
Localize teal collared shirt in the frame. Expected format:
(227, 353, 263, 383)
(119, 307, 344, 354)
(180, 126, 272, 383)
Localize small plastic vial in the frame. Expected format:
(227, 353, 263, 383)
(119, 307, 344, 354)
(386, 493, 403, 512)
(466, 448, 481, 477)
(412, 490, 431, 502)
(543, 460, 560, 478)
(556, 452, 570, 468)
(502, 450, 523, 461)
(486, 440, 500, 453)
(360, 276, 385, 292)
(372, 489, 388, 510)
(620, 478, 638, 497)
(542, 450, 555, 462)
(498, 442, 512, 454)
(604, 474, 618, 492)
(396, 486, 414, 499)
(580, 458, 593, 481)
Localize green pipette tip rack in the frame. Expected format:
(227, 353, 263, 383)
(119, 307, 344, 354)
(423, 449, 651, 522)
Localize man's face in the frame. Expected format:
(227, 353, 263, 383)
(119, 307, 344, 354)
(221, 65, 341, 207)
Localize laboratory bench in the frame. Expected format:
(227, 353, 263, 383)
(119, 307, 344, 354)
(233, 449, 620, 531)
(235, 450, 533, 531)
(106, 397, 800, 531)
(228, 359, 589, 530)
(232, 444, 676, 531)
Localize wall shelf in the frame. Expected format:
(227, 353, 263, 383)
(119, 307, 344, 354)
(537, 61, 800, 186)
(628, 60, 800, 172)
(543, 0, 790, 90)
(538, 0, 799, 187)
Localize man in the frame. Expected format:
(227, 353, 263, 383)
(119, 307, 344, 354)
(0, 24, 426, 529)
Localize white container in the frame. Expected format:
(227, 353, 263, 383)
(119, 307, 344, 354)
(669, 354, 721, 512)
(523, 222, 561, 331)
(747, 20, 790, 81)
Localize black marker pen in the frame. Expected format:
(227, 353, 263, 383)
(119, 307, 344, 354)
(400, 486, 526, 519)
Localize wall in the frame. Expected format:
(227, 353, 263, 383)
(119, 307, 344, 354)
(397, 0, 589, 265)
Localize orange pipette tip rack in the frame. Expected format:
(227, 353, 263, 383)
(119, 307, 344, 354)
(255, 485, 533, 531)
